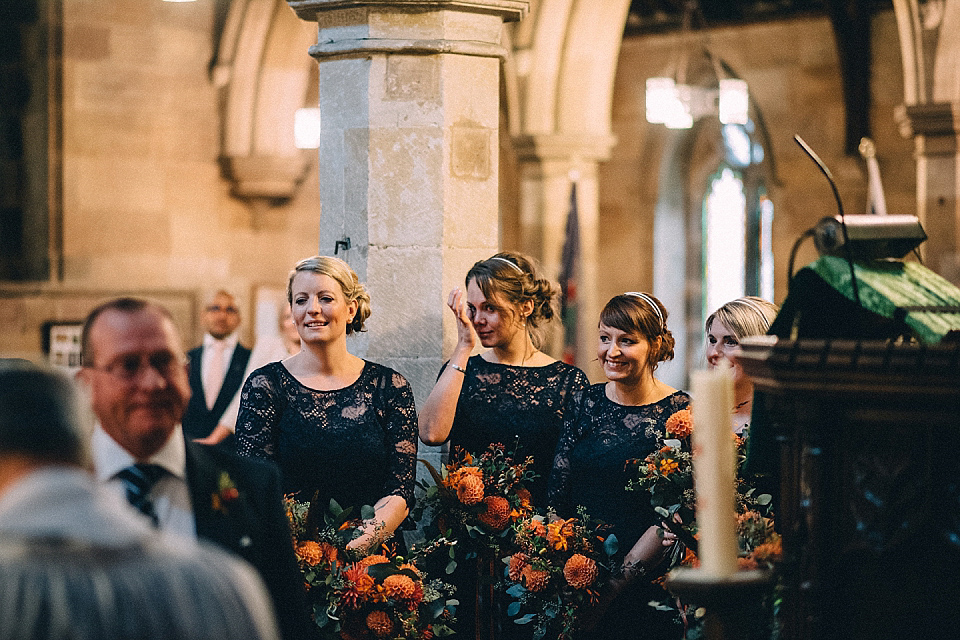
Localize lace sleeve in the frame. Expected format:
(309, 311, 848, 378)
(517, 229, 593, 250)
(547, 385, 588, 512)
(376, 370, 419, 509)
(236, 367, 284, 462)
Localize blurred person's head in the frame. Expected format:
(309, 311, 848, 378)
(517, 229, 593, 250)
(78, 298, 190, 460)
(203, 290, 241, 340)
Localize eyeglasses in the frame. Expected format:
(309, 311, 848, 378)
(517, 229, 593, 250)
(85, 351, 184, 381)
(206, 305, 239, 314)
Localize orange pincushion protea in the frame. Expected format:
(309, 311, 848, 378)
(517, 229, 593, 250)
(383, 574, 417, 599)
(563, 554, 598, 589)
(520, 565, 550, 592)
(343, 564, 375, 592)
(507, 552, 530, 582)
(665, 408, 693, 438)
(366, 610, 394, 638)
(477, 495, 511, 530)
(359, 554, 390, 567)
(456, 474, 485, 505)
(524, 518, 547, 538)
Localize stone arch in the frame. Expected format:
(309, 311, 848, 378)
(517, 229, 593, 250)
(215, 0, 318, 201)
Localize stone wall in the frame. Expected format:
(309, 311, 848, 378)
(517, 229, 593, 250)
(0, 0, 321, 359)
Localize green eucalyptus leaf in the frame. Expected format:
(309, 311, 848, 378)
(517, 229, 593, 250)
(360, 504, 376, 520)
(507, 602, 521, 616)
(604, 534, 619, 556)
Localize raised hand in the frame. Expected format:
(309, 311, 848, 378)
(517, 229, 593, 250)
(447, 287, 477, 353)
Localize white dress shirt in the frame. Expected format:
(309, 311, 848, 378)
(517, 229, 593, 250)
(92, 425, 197, 540)
(201, 332, 239, 406)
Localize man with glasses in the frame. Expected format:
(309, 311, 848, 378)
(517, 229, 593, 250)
(184, 289, 251, 445)
(78, 298, 310, 640)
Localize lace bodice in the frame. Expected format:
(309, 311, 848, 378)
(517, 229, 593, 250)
(548, 383, 691, 552)
(448, 355, 589, 504)
(236, 361, 418, 511)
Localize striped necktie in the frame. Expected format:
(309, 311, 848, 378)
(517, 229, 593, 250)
(115, 463, 166, 527)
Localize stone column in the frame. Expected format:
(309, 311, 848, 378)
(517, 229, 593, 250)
(286, 0, 527, 404)
(896, 103, 960, 280)
(514, 133, 616, 380)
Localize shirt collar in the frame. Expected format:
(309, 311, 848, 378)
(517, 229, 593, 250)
(92, 423, 187, 482)
(203, 332, 239, 350)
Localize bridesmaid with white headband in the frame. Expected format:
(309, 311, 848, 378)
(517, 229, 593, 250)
(419, 251, 588, 639)
(705, 296, 779, 434)
(548, 292, 688, 640)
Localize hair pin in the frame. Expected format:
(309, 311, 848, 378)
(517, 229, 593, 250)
(490, 256, 523, 274)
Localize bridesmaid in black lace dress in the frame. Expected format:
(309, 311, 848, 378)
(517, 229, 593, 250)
(236, 256, 417, 553)
(548, 293, 688, 640)
(418, 251, 588, 502)
(419, 251, 588, 639)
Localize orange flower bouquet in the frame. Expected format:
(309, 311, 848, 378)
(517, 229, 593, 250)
(501, 507, 618, 640)
(285, 496, 457, 639)
(414, 443, 537, 570)
(626, 408, 778, 564)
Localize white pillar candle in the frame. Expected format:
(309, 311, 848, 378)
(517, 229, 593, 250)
(691, 361, 739, 577)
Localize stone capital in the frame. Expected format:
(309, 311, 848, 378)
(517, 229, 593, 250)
(287, 0, 530, 28)
(220, 154, 312, 201)
(895, 102, 960, 140)
(288, 1, 528, 60)
(513, 132, 618, 164)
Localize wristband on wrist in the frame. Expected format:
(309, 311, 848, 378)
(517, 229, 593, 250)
(448, 363, 467, 374)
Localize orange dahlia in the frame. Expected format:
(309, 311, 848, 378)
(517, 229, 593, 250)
(456, 474, 485, 505)
(383, 573, 417, 599)
(507, 552, 530, 581)
(563, 554, 599, 589)
(665, 408, 693, 438)
(398, 563, 421, 577)
(366, 610, 394, 638)
(295, 540, 324, 565)
(359, 554, 390, 567)
(521, 565, 550, 592)
(478, 495, 511, 530)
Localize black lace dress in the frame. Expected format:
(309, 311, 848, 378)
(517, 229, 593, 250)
(548, 383, 691, 640)
(447, 355, 589, 504)
(444, 355, 588, 640)
(235, 361, 418, 518)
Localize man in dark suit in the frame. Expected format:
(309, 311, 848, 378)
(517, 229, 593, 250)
(78, 297, 311, 640)
(184, 289, 251, 445)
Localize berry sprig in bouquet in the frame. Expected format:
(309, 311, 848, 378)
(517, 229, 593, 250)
(286, 496, 457, 639)
(414, 443, 537, 569)
(501, 507, 618, 640)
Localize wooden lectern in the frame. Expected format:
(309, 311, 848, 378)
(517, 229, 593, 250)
(738, 256, 960, 640)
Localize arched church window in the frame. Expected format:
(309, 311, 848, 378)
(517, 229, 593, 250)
(701, 122, 773, 325)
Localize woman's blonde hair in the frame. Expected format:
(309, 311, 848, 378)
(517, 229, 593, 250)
(287, 256, 371, 335)
(465, 251, 558, 349)
(705, 296, 779, 340)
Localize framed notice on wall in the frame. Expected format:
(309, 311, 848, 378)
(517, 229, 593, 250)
(43, 321, 83, 373)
